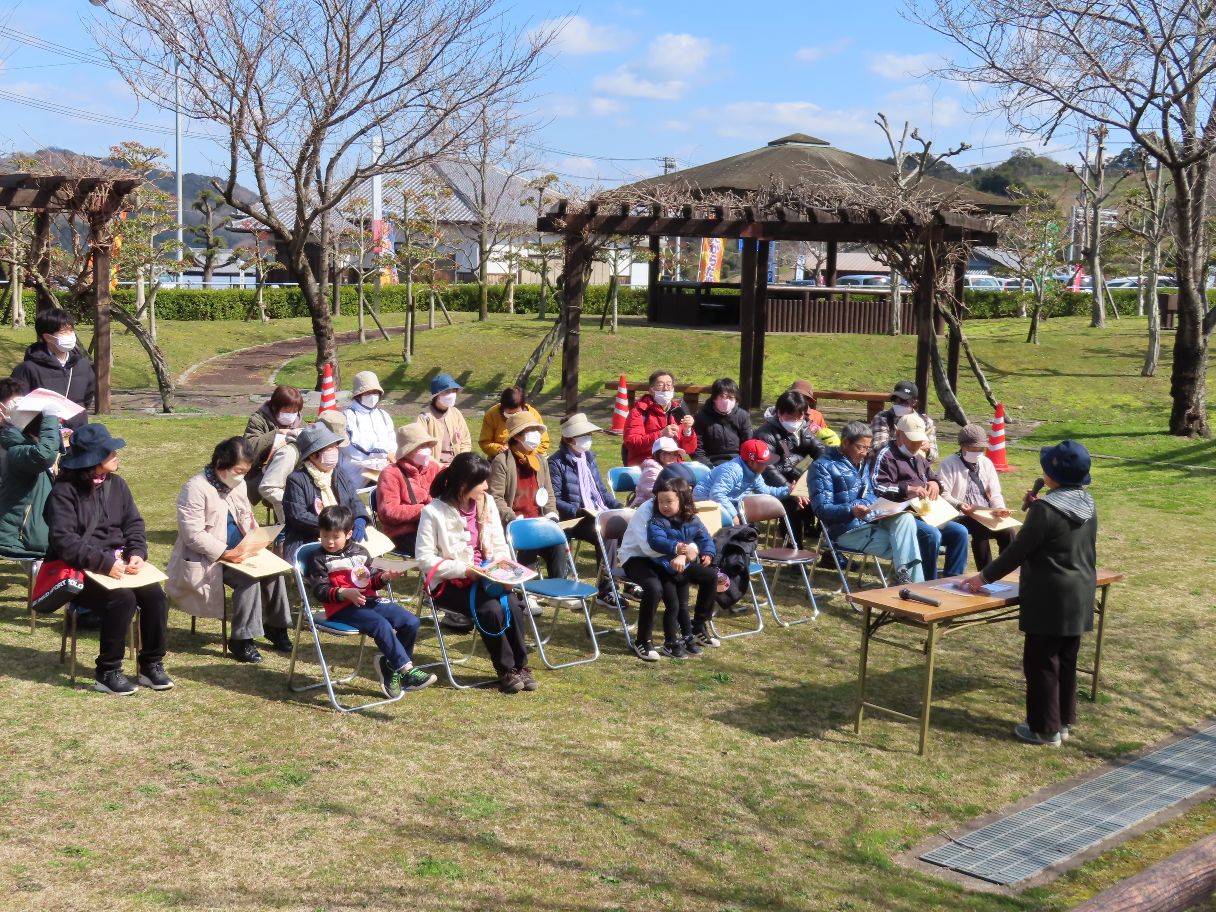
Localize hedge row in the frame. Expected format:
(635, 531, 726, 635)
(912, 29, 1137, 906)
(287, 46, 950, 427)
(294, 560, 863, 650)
(962, 288, 1216, 319)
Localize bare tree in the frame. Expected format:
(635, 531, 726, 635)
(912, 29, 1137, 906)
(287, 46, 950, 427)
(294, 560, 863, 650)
(1067, 126, 1128, 326)
(190, 188, 232, 290)
(914, 0, 1216, 436)
(1003, 187, 1069, 342)
(1119, 158, 1172, 375)
(93, 0, 551, 388)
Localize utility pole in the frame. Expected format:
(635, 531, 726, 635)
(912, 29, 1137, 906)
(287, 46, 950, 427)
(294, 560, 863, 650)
(658, 156, 680, 281)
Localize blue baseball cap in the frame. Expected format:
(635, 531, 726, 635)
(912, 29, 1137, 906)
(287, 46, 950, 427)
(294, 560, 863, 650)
(429, 373, 461, 397)
(1039, 440, 1092, 486)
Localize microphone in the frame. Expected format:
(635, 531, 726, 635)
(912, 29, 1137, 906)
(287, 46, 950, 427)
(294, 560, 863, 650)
(899, 587, 941, 607)
(1023, 477, 1044, 511)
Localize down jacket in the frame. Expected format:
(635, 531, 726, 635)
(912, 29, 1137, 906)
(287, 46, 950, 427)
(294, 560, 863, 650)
(752, 409, 825, 486)
(693, 456, 788, 525)
(809, 446, 877, 539)
(692, 402, 751, 467)
(547, 445, 621, 520)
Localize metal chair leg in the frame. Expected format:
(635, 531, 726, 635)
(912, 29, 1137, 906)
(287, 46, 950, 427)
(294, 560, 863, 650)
(710, 576, 765, 640)
(523, 594, 600, 671)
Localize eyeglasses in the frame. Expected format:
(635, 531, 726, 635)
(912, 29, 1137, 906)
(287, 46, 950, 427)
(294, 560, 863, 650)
(652, 381, 675, 391)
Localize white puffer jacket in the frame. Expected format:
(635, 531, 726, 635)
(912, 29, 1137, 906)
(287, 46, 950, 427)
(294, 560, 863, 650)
(415, 496, 510, 590)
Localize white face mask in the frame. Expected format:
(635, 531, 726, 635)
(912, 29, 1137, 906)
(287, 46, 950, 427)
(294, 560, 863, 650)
(780, 419, 804, 435)
(409, 447, 432, 467)
(317, 448, 339, 469)
(435, 392, 458, 410)
(961, 450, 982, 464)
(652, 389, 674, 408)
(217, 470, 244, 489)
(520, 430, 542, 451)
(573, 435, 594, 454)
(276, 411, 298, 428)
(892, 403, 913, 418)
(714, 396, 735, 415)
(359, 393, 380, 409)
(51, 332, 77, 353)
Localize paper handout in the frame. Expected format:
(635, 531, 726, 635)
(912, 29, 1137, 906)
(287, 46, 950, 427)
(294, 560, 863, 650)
(86, 563, 168, 590)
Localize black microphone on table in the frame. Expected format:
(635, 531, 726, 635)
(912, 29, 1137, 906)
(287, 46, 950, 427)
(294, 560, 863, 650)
(899, 587, 941, 607)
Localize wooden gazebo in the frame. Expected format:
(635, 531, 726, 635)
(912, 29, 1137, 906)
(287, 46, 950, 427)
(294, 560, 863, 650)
(0, 173, 141, 413)
(538, 134, 1009, 414)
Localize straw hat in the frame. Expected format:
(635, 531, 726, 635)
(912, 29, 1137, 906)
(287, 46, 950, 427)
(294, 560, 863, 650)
(559, 413, 600, 438)
(396, 423, 439, 460)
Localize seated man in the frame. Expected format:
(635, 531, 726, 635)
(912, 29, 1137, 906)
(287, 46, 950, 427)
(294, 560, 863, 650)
(809, 421, 922, 582)
(870, 380, 939, 463)
(870, 414, 969, 580)
(753, 389, 824, 545)
(693, 439, 789, 527)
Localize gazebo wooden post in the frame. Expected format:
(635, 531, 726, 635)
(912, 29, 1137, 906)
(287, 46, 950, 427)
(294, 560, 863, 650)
(738, 238, 759, 408)
(32, 212, 55, 308)
(914, 234, 940, 411)
(92, 240, 113, 415)
(647, 234, 661, 321)
(824, 240, 838, 297)
(948, 261, 965, 393)
(560, 234, 592, 417)
(751, 240, 771, 407)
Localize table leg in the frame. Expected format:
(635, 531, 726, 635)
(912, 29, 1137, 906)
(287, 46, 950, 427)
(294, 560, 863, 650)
(918, 621, 939, 756)
(855, 604, 872, 734)
(1090, 584, 1110, 701)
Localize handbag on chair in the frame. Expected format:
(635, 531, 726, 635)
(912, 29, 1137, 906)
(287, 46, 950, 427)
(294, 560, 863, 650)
(29, 499, 103, 614)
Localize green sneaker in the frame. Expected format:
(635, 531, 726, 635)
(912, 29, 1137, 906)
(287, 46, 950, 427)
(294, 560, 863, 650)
(403, 667, 437, 692)
(376, 656, 403, 699)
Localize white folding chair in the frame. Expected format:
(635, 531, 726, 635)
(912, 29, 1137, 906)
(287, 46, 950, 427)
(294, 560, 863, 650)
(813, 523, 889, 597)
(590, 508, 637, 650)
(740, 494, 820, 626)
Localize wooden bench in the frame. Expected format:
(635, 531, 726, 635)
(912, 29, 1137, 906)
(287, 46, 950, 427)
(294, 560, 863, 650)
(603, 381, 712, 413)
(814, 389, 889, 421)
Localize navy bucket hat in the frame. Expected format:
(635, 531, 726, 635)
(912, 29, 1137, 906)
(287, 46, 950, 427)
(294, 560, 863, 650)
(1039, 440, 1092, 486)
(60, 423, 126, 470)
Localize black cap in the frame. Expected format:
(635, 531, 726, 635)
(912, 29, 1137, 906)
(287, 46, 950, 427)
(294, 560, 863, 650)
(891, 380, 918, 402)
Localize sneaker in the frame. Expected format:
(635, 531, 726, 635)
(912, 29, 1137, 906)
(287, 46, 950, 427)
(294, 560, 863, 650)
(263, 627, 294, 653)
(692, 625, 721, 648)
(1060, 724, 1072, 741)
(376, 656, 403, 699)
(440, 612, 474, 633)
(515, 666, 539, 692)
(633, 641, 661, 662)
(659, 640, 690, 660)
(138, 663, 174, 691)
(403, 667, 437, 692)
(498, 670, 525, 694)
(596, 590, 626, 612)
(1014, 722, 1061, 747)
(93, 669, 138, 695)
(525, 598, 544, 617)
(682, 634, 703, 656)
(229, 639, 263, 664)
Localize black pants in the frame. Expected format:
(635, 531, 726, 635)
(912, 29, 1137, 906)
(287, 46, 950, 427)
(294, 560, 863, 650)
(958, 516, 1015, 570)
(81, 576, 168, 674)
(390, 531, 417, 556)
(514, 544, 565, 579)
(1023, 633, 1081, 736)
(432, 583, 529, 675)
(624, 557, 717, 646)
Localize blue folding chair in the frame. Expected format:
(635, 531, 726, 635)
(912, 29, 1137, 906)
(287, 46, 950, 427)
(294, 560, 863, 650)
(506, 518, 600, 670)
(813, 522, 889, 598)
(287, 542, 403, 713)
(740, 494, 819, 626)
(686, 461, 712, 486)
(607, 466, 641, 502)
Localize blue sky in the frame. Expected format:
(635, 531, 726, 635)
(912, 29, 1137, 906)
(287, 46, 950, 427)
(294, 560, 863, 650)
(0, 0, 1082, 185)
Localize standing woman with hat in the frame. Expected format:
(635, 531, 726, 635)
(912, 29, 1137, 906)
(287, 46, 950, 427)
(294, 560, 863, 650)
(281, 425, 370, 561)
(44, 424, 173, 695)
(489, 410, 561, 576)
(939, 423, 1015, 569)
(376, 423, 442, 555)
(343, 370, 396, 461)
(870, 380, 939, 463)
(417, 373, 471, 467)
(960, 441, 1098, 747)
(166, 437, 294, 663)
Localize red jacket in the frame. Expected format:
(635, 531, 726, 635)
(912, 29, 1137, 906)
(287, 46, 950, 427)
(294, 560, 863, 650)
(622, 394, 698, 466)
(375, 458, 442, 540)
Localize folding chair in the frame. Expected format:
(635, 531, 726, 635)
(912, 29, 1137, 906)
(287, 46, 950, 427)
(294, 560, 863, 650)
(813, 522, 889, 598)
(188, 602, 229, 655)
(287, 542, 403, 713)
(607, 466, 641, 503)
(590, 508, 636, 650)
(61, 604, 140, 685)
(686, 461, 712, 487)
(3, 555, 41, 633)
(412, 575, 499, 689)
(740, 494, 819, 626)
(506, 518, 600, 670)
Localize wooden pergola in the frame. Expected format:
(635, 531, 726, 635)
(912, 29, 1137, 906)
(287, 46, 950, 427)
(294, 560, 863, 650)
(0, 173, 141, 413)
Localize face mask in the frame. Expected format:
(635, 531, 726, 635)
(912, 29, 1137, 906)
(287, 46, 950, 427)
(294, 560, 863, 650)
(573, 435, 594, 454)
(961, 450, 982, 464)
(276, 411, 298, 427)
(652, 390, 673, 408)
(521, 430, 542, 451)
(781, 419, 804, 435)
(714, 397, 735, 415)
(217, 470, 244, 489)
(435, 392, 458, 410)
(52, 332, 77, 352)
(409, 447, 432, 467)
(359, 393, 380, 409)
(317, 449, 339, 469)
(892, 403, 913, 418)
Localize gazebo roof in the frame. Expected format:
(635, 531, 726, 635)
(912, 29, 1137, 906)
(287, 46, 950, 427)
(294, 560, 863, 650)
(621, 134, 1018, 216)
(0, 173, 141, 213)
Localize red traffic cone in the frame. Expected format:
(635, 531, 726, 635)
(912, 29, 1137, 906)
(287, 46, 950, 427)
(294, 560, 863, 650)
(607, 375, 629, 436)
(319, 362, 337, 413)
(987, 402, 1015, 472)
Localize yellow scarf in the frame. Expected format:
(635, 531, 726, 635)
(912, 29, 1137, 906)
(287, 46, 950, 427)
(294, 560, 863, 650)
(303, 461, 337, 508)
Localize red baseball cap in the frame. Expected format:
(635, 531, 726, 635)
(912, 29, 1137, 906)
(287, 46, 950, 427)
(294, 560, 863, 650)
(739, 439, 771, 463)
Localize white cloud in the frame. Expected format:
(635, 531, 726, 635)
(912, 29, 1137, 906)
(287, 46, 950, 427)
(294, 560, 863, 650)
(795, 38, 852, 64)
(592, 31, 715, 101)
(662, 119, 690, 132)
(868, 52, 943, 80)
(706, 100, 872, 140)
(539, 15, 632, 56)
(589, 97, 626, 116)
(593, 68, 686, 100)
(547, 94, 581, 118)
(645, 33, 713, 76)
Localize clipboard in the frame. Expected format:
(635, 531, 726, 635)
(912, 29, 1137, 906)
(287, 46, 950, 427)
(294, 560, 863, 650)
(970, 508, 1023, 532)
(371, 554, 417, 574)
(221, 549, 292, 578)
(362, 526, 397, 558)
(86, 563, 168, 590)
(791, 473, 809, 499)
(238, 524, 282, 551)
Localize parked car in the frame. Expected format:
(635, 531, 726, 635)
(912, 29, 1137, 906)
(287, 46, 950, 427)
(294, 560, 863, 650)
(1002, 277, 1036, 292)
(838, 273, 888, 286)
(963, 273, 1004, 290)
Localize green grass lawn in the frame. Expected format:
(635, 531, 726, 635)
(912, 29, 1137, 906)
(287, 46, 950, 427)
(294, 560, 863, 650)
(1, 316, 1214, 911)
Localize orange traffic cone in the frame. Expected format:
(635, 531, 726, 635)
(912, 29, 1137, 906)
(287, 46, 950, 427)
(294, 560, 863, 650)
(607, 374, 629, 436)
(987, 402, 1015, 472)
(319, 362, 337, 413)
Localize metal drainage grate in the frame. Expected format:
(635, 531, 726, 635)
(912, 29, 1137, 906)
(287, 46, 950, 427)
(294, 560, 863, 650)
(921, 725, 1216, 885)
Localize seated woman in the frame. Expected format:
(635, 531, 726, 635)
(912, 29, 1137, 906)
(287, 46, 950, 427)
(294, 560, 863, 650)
(479, 385, 550, 459)
(417, 373, 471, 466)
(939, 423, 1015, 569)
(0, 388, 59, 560)
(243, 384, 305, 505)
(342, 371, 396, 461)
(489, 410, 561, 578)
(45, 424, 173, 695)
(415, 452, 538, 694)
(547, 413, 624, 609)
(260, 410, 362, 523)
(692, 377, 751, 467)
(281, 425, 370, 562)
(167, 437, 294, 663)
(376, 423, 442, 556)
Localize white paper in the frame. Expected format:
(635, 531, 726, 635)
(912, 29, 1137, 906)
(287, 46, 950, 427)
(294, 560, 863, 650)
(14, 388, 85, 421)
(85, 563, 168, 590)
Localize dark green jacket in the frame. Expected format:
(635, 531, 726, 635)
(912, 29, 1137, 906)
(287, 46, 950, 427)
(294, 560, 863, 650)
(981, 487, 1097, 637)
(0, 415, 61, 558)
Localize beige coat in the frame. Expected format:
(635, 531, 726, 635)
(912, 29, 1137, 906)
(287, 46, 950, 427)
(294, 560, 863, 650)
(417, 406, 471, 464)
(415, 496, 509, 590)
(489, 448, 558, 525)
(166, 472, 256, 619)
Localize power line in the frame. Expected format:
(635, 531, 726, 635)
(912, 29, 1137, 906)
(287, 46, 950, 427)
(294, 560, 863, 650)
(0, 87, 212, 139)
(0, 25, 109, 66)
